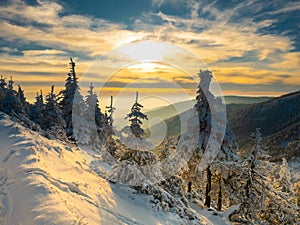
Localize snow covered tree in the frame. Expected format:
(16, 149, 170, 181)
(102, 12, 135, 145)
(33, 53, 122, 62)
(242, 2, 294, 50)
(17, 85, 26, 106)
(17, 85, 30, 114)
(0, 75, 7, 90)
(59, 58, 85, 139)
(29, 90, 44, 126)
(0, 76, 22, 115)
(84, 83, 106, 146)
(0, 75, 7, 111)
(126, 91, 148, 138)
(230, 128, 299, 224)
(276, 158, 293, 193)
(105, 95, 115, 136)
(103, 95, 118, 155)
(41, 85, 65, 131)
(178, 69, 239, 209)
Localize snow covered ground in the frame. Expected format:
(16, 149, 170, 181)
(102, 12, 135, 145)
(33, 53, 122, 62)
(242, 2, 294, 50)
(0, 113, 232, 225)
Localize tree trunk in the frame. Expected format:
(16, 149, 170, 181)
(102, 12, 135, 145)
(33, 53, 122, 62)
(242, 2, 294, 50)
(217, 178, 222, 211)
(187, 181, 192, 193)
(204, 166, 212, 207)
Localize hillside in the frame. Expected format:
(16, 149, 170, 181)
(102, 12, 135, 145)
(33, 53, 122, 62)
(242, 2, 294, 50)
(228, 90, 300, 160)
(0, 112, 232, 225)
(144, 96, 272, 132)
(146, 91, 299, 160)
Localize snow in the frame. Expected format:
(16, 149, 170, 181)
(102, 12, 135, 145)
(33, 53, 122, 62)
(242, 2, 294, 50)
(0, 112, 233, 224)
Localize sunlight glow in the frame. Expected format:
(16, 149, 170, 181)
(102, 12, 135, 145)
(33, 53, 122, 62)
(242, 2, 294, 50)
(119, 41, 172, 62)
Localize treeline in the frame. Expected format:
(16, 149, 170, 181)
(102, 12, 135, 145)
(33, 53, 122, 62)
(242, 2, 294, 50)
(0, 58, 148, 146)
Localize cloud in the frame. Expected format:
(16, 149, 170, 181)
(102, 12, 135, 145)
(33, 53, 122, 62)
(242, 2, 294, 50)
(0, 0, 299, 97)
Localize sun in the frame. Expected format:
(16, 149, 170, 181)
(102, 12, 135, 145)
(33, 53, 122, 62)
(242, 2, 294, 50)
(118, 41, 174, 62)
(129, 62, 168, 72)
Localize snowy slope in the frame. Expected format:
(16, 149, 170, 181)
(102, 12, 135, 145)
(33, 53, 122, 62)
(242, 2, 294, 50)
(0, 113, 232, 225)
(0, 113, 180, 224)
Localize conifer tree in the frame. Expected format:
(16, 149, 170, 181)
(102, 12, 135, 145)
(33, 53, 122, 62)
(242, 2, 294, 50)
(59, 58, 85, 138)
(85, 83, 104, 131)
(17, 85, 30, 114)
(17, 85, 26, 105)
(0, 75, 7, 90)
(41, 85, 65, 130)
(230, 128, 299, 224)
(0, 76, 22, 115)
(29, 90, 44, 125)
(85, 83, 105, 145)
(178, 69, 239, 209)
(104, 96, 117, 155)
(105, 96, 116, 137)
(126, 92, 148, 138)
(0, 75, 7, 111)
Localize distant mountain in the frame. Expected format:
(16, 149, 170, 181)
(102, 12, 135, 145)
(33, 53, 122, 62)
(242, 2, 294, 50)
(228, 90, 300, 161)
(144, 96, 272, 131)
(145, 92, 300, 160)
(223, 96, 272, 104)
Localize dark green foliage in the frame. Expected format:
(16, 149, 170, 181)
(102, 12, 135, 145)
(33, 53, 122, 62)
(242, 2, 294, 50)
(40, 85, 65, 130)
(85, 83, 106, 144)
(126, 92, 148, 138)
(29, 90, 44, 126)
(228, 90, 300, 160)
(0, 76, 23, 115)
(59, 58, 85, 138)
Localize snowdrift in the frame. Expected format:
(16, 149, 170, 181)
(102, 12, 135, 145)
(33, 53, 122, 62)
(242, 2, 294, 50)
(0, 113, 186, 224)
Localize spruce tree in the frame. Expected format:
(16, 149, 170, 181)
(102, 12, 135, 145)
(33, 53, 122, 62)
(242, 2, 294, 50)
(0, 76, 22, 115)
(0, 75, 7, 111)
(17, 85, 30, 114)
(105, 96, 116, 138)
(230, 129, 299, 224)
(0, 75, 7, 90)
(177, 69, 239, 209)
(85, 83, 105, 145)
(59, 58, 85, 139)
(104, 96, 117, 155)
(29, 90, 44, 126)
(85, 83, 104, 130)
(41, 85, 65, 130)
(126, 92, 148, 138)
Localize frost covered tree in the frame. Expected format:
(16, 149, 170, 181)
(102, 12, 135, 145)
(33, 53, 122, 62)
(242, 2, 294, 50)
(17, 85, 30, 114)
(105, 96, 115, 135)
(230, 128, 299, 224)
(59, 58, 85, 139)
(104, 96, 118, 155)
(41, 85, 66, 131)
(85, 83, 105, 145)
(0, 75, 7, 111)
(180, 69, 238, 209)
(29, 90, 44, 126)
(0, 76, 22, 115)
(126, 91, 148, 138)
(0, 75, 7, 90)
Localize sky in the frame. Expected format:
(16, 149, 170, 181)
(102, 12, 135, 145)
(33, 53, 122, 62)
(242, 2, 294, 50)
(0, 0, 299, 109)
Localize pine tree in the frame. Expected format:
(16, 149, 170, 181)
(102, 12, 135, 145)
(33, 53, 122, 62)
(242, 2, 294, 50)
(177, 69, 239, 210)
(85, 83, 105, 146)
(17, 85, 30, 114)
(0, 75, 7, 90)
(41, 85, 65, 130)
(29, 90, 44, 126)
(0, 76, 22, 115)
(105, 96, 116, 138)
(230, 128, 299, 224)
(126, 91, 148, 138)
(104, 96, 117, 155)
(0, 75, 7, 111)
(59, 58, 85, 139)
